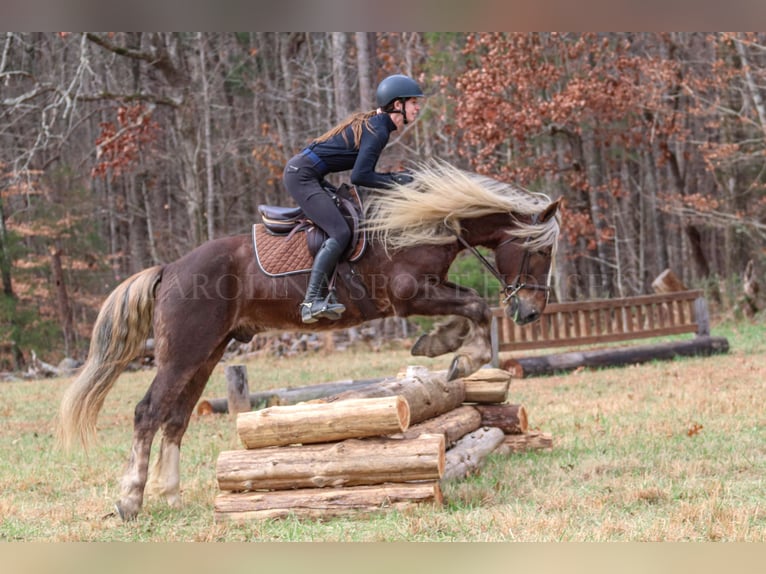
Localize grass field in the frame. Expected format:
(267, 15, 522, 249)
(0, 320, 764, 541)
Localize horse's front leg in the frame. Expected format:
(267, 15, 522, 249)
(445, 318, 493, 380)
(392, 278, 493, 379)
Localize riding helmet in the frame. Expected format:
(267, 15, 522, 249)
(376, 74, 424, 108)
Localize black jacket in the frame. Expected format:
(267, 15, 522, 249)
(308, 113, 398, 189)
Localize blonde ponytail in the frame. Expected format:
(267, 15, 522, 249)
(313, 110, 378, 148)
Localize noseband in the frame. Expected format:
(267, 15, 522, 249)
(450, 226, 551, 304)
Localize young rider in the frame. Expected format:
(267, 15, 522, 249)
(283, 74, 424, 324)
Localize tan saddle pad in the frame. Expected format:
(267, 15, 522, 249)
(253, 225, 366, 277)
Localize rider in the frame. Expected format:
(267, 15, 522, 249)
(283, 73, 424, 324)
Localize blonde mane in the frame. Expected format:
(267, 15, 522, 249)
(363, 160, 561, 251)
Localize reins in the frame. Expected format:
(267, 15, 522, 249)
(449, 221, 551, 304)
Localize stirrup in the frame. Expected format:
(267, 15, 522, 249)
(300, 296, 346, 324)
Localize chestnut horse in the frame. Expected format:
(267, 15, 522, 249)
(58, 161, 561, 520)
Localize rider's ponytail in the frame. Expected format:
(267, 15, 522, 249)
(312, 110, 378, 149)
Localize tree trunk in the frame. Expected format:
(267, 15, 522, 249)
(214, 481, 443, 521)
(139, 176, 161, 264)
(279, 33, 299, 149)
(236, 396, 410, 449)
(197, 32, 217, 241)
(331, 32, 350, 121)
(734, 35, 766, 135)
(49, 244, 75, 357)
(216, 434, 445, 492)
(442, 426, 505, 481)
(0, 198, 13, 296)
(355, 32, 372, 108)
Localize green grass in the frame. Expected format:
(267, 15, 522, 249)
(0, 323, 764, 541)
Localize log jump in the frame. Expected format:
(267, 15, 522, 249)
(209, 366, 551, 522)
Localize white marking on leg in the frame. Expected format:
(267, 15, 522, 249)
(147, 434, 181, 507)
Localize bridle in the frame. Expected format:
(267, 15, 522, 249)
(450, 224, 552, 305)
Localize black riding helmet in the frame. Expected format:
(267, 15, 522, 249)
(376, 74, 424, 124)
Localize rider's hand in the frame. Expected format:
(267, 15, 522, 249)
(391, 172, 414, 186)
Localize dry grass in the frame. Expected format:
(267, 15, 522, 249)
(0, 323, 764, 541)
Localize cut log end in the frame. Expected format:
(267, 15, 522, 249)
(196, 400, 214, 416)
(395, 395, 411, 431)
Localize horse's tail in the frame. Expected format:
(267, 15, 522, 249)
(57, 265, 163, 451)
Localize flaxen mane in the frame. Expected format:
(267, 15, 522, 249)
(363, 160, 560, 251)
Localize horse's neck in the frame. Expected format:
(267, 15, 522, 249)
(458, 214, 509, 248)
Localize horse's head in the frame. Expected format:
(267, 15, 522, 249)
(495, 198, 561, 325)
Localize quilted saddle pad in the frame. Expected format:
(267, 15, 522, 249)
(253, 225, 366, 277)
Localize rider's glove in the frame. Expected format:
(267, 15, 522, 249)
(390, 172, 414, 186)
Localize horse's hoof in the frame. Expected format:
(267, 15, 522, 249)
(115, 501, 138, 522)
(410, 334, 430, 356)
(448, 355, 466, 380)
(448, 354, 482, 380)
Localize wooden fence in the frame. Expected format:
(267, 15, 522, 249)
(490, 290, 710, 366)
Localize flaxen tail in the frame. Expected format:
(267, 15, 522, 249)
(57, 266, 163, 451)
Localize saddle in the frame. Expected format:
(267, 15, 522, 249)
(253, 182, 366, 277)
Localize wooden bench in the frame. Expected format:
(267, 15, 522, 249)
(489, 290, 728, 376)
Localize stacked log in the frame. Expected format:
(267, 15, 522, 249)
(214, 371, 457, 522)
(211, 366, 552, 522)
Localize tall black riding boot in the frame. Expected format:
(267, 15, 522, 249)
(300, 238, 347, 324)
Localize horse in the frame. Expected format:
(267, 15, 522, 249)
(57, 160, 561, 520)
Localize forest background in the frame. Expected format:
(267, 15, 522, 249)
(1, 32, 764, 370)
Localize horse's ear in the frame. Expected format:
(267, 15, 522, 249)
(539, 198, 562, 223)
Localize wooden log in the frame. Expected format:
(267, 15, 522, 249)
(236, 396, 410, 449)
(392, 405, 482, 447)
(462, 368, 511, 403)
(216, 434, 445, 492)
(473, 404, 528, 434)
(499, 358, 524, 378)
(652, 269, 687, 293)
(196, 377, 384, 415)
(319, 367, 465, 425)
(225, 365, 251, 415)
(442, 427, 506, 481)
(494, 431, 554, 454)
(510, 336, 729, 378)
(214, 481, 443, 522)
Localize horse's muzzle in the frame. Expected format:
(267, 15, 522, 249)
(506, 296, 540, 326)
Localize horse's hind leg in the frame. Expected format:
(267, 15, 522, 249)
(117, 341, 228, 520)
(145, 348, 227, 508)
(116, 389, 164, 520)
(411, 315, 472, 357)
